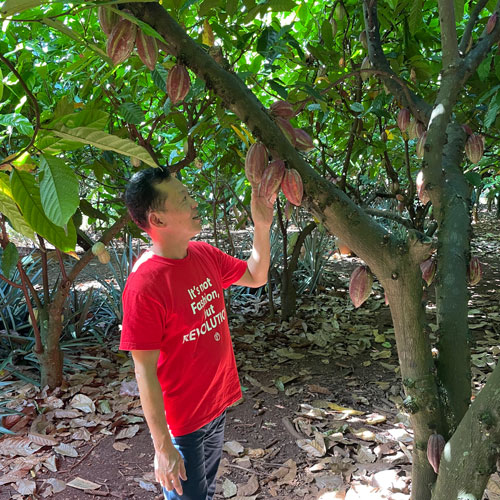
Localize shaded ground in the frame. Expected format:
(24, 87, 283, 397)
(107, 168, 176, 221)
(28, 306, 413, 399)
(0, 208, 499, 499)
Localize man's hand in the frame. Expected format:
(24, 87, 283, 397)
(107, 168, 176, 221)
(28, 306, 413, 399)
(251, 185, 276, 228)
(154, 446, 187, 495)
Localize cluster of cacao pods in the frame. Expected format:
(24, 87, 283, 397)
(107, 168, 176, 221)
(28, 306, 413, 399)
(468, 256, 482, 285)
(92, 242, 111, 264)
(427, 433, 445, 474)
(99, 6, 158, 70)
(244, 142, 304, 206)
(269, 100, 315, 152)
(420, 257, 436, 286)
(349, 265, 373, 308)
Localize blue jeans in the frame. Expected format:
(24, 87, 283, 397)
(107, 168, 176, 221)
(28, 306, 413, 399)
(163, 411, 226, 500)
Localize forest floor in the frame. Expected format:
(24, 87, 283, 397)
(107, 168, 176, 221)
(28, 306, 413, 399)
(0, 208, 499, 500)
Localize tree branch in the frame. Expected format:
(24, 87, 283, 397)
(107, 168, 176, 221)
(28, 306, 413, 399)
(439, 0, 459, 68)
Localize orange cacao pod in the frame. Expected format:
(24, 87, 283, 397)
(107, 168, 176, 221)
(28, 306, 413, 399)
(416, 170, 430, 204)
(98, 6, 120, 36)
(276, 117, 296, 146)
(136, 29, 158, 71)
(259, 159, 285, 200)
(106, 18, 137, 66)
(465, 134, 484, 163)
(349, 266, 373, 308)
(427, 433, 445, 474)
(245, 142, 268, 185)
(487, 13, 498, 34)
(167, 65, 191, 104)
(270, 100, 295, 119)
(420, 257, 436, 286)
(397, 108, 410, 132)
(294, 128, 314, 152)
(281, 169, 303, 206)
(468, 256, 482, 285)
(416, 131, 427, 158)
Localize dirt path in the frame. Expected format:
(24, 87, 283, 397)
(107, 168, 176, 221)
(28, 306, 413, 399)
(1, 209, 499, 499)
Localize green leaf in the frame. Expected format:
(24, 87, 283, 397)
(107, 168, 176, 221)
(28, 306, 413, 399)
(152, 66, 168, 92)
(477, 54, 492, 82)
(199, 0, 223, 16)
(39, 154, 79, 227)
(118, 103, 145, 125)
(484, 93, 500, 128)
(409, 0, 423, 35)
(0, 242, 19, 279)
(0, 173, 35, 241)
(48, 126, 158, 168)
(454, 0, 464, 21)
(0, 0, 45, 16)
(10, 170, 76, 252)
(321, 19, 334, 47)
(268, 0, 296, 11)
(465, 171, 483, 187)
(0, 114, 34, 136)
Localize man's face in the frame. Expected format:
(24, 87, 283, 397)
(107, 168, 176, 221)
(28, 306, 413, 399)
(153, 178, 201, 236)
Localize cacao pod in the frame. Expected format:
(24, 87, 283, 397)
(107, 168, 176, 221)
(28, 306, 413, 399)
(335, 3, 346, 20)
(136, 29, 158, 71)
(98, 6, 120, 36)
(420, 257, 437, 286)
(167, 64, 191, 104)
(397, 108, 411, 132)
(416, 131, 427, 158)
(487, 13, 498, 34)
(427, 433, 445, 474)
(294, 128, 314, 152)
(408, 120, 426, 140)
(275, 117, 296, 146)
(349, 266, 373, 308)
(331, 18, 338, 38)
(98, 249, 111, 265)
(359, 30, 368, 49)
(468, 256, 482, 285)
(281, 168, 303, 206)
(106, 18, 137, 66)
(416, 170, 430, 204)
(270, 100, 295, 119)
(259, 159, 285, 200)
(92, 242, 106, 256)
(360, 56, 371, 82)
(462, 124, 473, 136)
(245, 142, 268, 185)
(465, 134, 484, 163)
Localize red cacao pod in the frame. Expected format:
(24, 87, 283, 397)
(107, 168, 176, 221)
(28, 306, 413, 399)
(468, 256, 482, 285)
(106, 18, 137, 66)
(136, 29, 158, 71)
(349, 266, 373, 308)
(427, 433, 445, 474)
(167, 65, 191, 104)
(465, 134, 484, 163)
(275, 117, 296, 146)
(487, 13, 498, 34)
(281, 168, 303, 206)
(420, 257, 437, 286)
(462, 124, 473, 136)
(416, 170, 430, 204)
(397, 108, 411, 132)
(98, 6, 120, 36)
(259, 159, 285, 200)
(270, 100, 295, 119)
(245, 142, 268, 185)
(416, 131, 427, 158)
(360, 56, 371, 82)
(294, 128, 314, 152)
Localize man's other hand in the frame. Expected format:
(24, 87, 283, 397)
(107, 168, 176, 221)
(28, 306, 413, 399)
(154, 446, 187, 495)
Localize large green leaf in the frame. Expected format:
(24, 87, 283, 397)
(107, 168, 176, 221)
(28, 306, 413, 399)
(39, 154, 79, 227)
(0, 242, 19, 279)
(0, 173, 35, 241)
(49, 126, 158, 167)
(118, 103, 145, 125)
(10, 170, 76, 252)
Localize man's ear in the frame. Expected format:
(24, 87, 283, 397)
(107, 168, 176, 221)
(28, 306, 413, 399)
(148, 212, 166, 228)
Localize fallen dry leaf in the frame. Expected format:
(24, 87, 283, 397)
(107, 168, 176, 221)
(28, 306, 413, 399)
(67, 477, 102, 490)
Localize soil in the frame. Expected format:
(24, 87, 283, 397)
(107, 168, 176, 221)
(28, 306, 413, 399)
(1, 208, 499, 500)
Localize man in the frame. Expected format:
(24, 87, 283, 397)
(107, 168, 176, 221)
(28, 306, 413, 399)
(120, 167, 274, 499)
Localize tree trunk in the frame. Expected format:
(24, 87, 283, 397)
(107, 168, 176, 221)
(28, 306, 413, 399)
(383, 251, 443, 500)
(431, 361, 500, 500)
(280, 271, 296, 321)
(36, 309, 64, 388)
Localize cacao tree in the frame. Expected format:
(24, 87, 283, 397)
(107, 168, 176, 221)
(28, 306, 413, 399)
(1, 1, 500, 499)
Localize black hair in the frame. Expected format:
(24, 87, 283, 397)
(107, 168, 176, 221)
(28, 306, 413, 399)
(124, 167, 171, 230)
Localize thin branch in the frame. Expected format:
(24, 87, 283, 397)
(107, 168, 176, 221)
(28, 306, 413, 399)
(0, 274, 22, 289)
(365, 208, 414, 228)
(458, 0, 490, 53)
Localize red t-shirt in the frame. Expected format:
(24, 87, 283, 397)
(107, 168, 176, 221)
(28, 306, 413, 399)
(120, 241, 247, 436)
